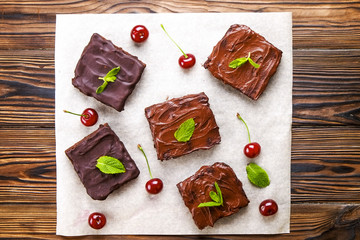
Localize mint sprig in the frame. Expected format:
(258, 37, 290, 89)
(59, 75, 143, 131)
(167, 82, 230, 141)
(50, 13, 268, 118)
(96, 66, 120, 94)
(174, 118, 195, 142)
(229, 52, 260, 69)
(246, 162, 270, 188)
(96, 156, 126, 174)
(198, 182, 223, 208)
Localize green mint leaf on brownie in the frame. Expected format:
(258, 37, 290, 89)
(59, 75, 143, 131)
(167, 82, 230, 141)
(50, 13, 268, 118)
(209, 190, 220, 202)
(246, 162, 270, 188)
(248, 57, 260, 68)
(96, 81, 108, 94)
(229, 57, 248, 68)
(198, 201, 222, 208)
(96, 156, 126, 174)
(198, 182, 224, 208)
(174, 118, 195, 142)
(229, 52, 260, 69)
(97, 66, 121, 94)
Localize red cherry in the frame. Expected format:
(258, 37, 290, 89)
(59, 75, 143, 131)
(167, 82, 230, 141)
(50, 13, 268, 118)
(138, 144, 163, 194)
(63, 108, 98, 127)
(237, 113, 261, 158)
(244, 142, 261, 158)
(145, 178, 163, 194)
(80, 108, 98, 126)
(161, 24, 195, 69)
(179, 53, 196, 69)
(88, 212, 106, 229)
(131, 25, 149, 43)
(259, 199, 278, 216)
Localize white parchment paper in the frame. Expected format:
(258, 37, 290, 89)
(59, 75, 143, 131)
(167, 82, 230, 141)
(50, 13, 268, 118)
(55, 13, 292, 236)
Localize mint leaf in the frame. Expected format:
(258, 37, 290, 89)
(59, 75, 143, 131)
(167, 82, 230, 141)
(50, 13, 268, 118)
(214, 181, 223, 205)
(174, 118, 195, 142)
(229, 57, 248, 68)
(198, 201, 222, 208)
(229, 52, 260, 69)
(96, 81, 108, 94)
(248, 57, 260, 68)
(96, 156, 126, 174)
(209, 191, 220, 202)
(198, 181, 224, 208)
(97, 66, 120, 94)
(246, 163, 270, 188)
(106, 66, 121, 78)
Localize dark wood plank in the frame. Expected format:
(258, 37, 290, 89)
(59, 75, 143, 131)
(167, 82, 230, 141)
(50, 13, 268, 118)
(293, 49, 360, 126)
(291, 126, 360, 203)
(1, 49, 359, 127)
(0, 2, 359, 239)
(0, 203, 359, 239)
(0, 50, 54, 127)
(1, 126, 359, 204)
(0, 1, 359, 50)
(0, 128, 55, 203)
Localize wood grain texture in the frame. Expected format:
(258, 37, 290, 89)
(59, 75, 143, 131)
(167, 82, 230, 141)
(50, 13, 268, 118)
(0, 1, 359, 239)
(0, 127, 359, 203)
(293, 49, 360, 126)
(0, 0, 359, 50)
(0, 49, 359, 127)
(0, 50, 54, 127)
(291, 127, 360, 203)
(0, 203, 359, 239)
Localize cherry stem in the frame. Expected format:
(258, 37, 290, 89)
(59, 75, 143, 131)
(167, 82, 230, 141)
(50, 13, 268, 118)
(160, 24, 188, 59)
(236, 113, 251, 143)
(137, 144, 153, 179)
(63, 110, 88, 118)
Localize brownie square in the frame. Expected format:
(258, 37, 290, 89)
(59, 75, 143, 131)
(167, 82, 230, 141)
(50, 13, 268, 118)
(72, 33, 146, 111)
(177, 162, 249, 230)
(204, 24, 282, 100)
(65, 123, 140, 200)
(144, 92, 221, 160)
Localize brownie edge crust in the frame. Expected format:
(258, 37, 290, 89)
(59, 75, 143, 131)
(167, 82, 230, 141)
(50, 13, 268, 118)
(204, 24, 282, 100)
(65, 123, 140, 200)
(177, 162, 249, 230)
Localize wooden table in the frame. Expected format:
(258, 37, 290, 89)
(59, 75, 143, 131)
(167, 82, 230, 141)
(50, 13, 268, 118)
(1, 1, 359, 239)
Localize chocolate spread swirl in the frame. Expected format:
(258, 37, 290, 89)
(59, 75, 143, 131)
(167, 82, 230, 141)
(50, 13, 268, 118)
(177, 162, 249, 230)
(204, 24, 282, 100)
(145, 92, 221, 160)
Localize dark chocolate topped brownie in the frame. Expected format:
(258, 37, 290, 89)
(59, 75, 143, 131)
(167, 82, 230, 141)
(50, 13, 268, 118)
(177, 162, 249, 230)
(204, 24, 282, 100)
(65, 123, 140, 200)
(72, 33, 146, 111)
(144, 92, 221, 160)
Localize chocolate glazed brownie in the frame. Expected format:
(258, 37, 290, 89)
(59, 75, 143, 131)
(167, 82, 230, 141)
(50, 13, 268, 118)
(72, 33, 146, 111)
(177, 162, 249, 230)
(65, 123, 140, 200)
(204, 24, 282, 100)
(144, 92, 221, 160)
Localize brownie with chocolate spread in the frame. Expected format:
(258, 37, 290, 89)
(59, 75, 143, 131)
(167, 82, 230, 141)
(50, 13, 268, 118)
(204, 24, 282, 100)
(72, 33, 146, 111)
(65, 123, 140, 200)
(144, 92, 221, 160)
(177, 162, 249, 230)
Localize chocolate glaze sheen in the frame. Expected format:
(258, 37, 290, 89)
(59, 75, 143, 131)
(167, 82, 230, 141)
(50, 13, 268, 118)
(72, 33, 146, 111)
(145, 92, 221, 160)
(204, 24, 282, 100)
(65, 123, 140, 200)
(177, 162, 249, 230)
